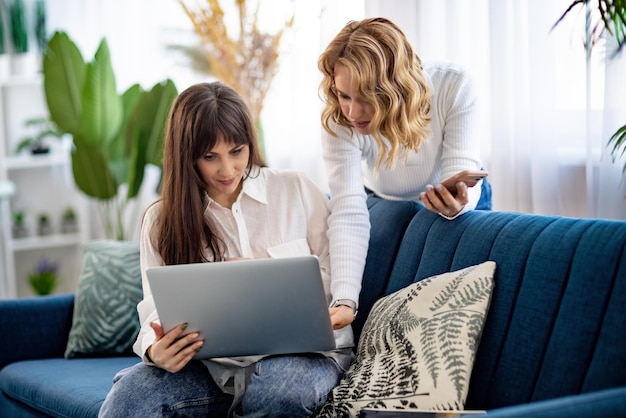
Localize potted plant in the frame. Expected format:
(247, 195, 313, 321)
(43, 31, 178, 240)
(15, 117, 64, 155)
(28, 257, 58, 295)
(553, 0, 626, 176)
(11, 209, 28, 238)
(8, 0, 33, 75)
(37, 213, 52, 235)
(34, 0, 45, 53)
(61, 206, 78, 233)
(0, 0, 9, 78)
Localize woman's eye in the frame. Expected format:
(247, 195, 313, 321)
(338, 93, 350, 100)
(203, 154, 215, 161)
(231, 148, 243, 156)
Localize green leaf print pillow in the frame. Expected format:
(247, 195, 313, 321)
(315, 261, 496, 417)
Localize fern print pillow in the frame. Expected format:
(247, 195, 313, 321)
(315, 261, 496, 417)
(64, 240, 143, 358)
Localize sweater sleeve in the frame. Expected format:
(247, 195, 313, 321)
(321, 126, 370, 307)
(434, 65, 484, 214)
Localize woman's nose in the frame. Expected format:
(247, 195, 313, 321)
(218, 157, 235, 175)
(348, 100, 362, 119)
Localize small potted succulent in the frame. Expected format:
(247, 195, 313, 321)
(28, 257, 58, 296)
(12, 209, 28, 238)
(61, 207, 78, 233)
(37, 213, 52, 236)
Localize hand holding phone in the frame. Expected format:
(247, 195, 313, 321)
(441, 170, 488, 195)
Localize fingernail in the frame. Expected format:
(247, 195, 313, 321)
(435, 185, 443, 192)
(418, 193, 425, 200)
(459, 182, 466, 188)
(426, 185, 433, 192)
(180, 323, 188, 331)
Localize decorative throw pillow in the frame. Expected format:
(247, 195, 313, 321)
(64, 240, 143, 358)
(315, 261, 496, 417)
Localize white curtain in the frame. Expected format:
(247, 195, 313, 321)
(45, 0, 626, 224)
(44, 0, 365, 240)
(365, 0, 626, 219)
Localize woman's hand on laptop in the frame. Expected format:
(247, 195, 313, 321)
(146, 321, 204, 373)
(329, 305, 356, 330)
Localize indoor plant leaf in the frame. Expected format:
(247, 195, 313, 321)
(108, 84, 143, 188)
(80, 39, 123, 147)
(43, 32, 86, 135)
(71, 136, 117, 200)
(125, 123, 147, 200)
(608, 123, 626, 174)
(124, 79, 178, 198)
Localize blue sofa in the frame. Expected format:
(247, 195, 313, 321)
(1, 199, 625, 417)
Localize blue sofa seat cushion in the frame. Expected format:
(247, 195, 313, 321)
(0, 357, 140, 418)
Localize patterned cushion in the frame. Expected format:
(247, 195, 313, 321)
(64, 240, 143, 358)
(315, 261, 496, 417)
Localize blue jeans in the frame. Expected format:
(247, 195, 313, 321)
(98, 354, 343, 417)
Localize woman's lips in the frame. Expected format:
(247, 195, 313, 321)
(220, 179, 235, 186)
(353, 121, 369, 129)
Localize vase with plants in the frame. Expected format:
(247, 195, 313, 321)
(28, 257, 58, 296)
(15, 117, 64, 155)
(553, 0, 626, 176)
(61, 206, 78, 233)
(0, 0, 9, 79)
(37, 213, 52, 235)
(43, 31, 178, 240)
(179, 0, 294, 159)
(9, 0, 34, 75)
(12, 209, 28, 238)
(34, 0, 45, 52)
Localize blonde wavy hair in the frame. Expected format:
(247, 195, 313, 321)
(319, 17, 431, 169)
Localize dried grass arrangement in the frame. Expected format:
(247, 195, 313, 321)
(179, 0, 294, 124)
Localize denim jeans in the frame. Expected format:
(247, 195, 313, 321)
(98, 354, 343, 417)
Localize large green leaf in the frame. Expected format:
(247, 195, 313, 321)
(43, 31, 86, 135)
(127, 79, 178, 167)
(126, 124, 148, 199)
(81, 39, 123, 146)
(71, 136, 117, 200)
(108, 84, 143, 187)
(124, 79, 178, 198)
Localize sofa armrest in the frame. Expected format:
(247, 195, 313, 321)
(484, 387, 626, 418)
(0, 293, 74, 369)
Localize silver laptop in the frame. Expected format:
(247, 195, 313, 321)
(146, 256, 337, 359)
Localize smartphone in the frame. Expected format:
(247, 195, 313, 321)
(441, 170, 488, 195)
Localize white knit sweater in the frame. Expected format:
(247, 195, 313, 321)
(321, 61, 484, 306)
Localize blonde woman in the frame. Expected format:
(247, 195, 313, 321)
(318, 17, 490, 313)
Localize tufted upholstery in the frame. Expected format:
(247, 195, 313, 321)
(1, 199, 625, 417)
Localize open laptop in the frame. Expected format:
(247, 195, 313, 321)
(146, 256, 336, 359)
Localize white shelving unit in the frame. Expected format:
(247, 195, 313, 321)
(0, 76, 89, 298)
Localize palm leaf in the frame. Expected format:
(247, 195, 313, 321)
(608, 123, 626, 174)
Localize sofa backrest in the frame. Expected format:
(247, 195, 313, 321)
(360, 198, 626, 411)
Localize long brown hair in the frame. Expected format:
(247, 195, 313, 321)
(319, 17, 431, 169)
(154, 81, 265, 265)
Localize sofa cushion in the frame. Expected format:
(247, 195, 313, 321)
(315, 261, 495, 417)
(0, 357, 140, 418)
(65, 240, 143, 358)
